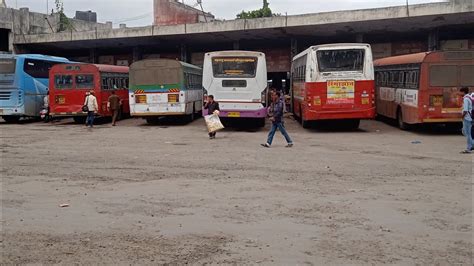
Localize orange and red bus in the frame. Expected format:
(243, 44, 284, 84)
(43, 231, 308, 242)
(291, 43, 375, 129)
(49, 63, 130, 123)
(374, 51, 474, 129)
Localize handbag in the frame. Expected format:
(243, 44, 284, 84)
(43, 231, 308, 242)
(82, 96, 89, 112)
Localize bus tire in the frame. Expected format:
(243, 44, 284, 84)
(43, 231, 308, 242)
(187, 104, 195, 122)
(397, 109, 409, 130)
(146, 117, 159, 124)
(2, 116, 20, 123)
(73, 116, 86, 124)
(348, 119, 360, 130)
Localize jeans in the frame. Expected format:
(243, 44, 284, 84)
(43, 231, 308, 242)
(86, 111, 95, 127)
(462, 119, 472, 150)
(266, 122, 293, 145)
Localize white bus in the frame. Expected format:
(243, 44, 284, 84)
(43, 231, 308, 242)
(202, 51, 268, 127)
(129, 59, 203, 124)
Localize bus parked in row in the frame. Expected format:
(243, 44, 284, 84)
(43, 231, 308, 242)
(0, 54, 70, 123)
(129, 59, 203, 124)
(291, 44, 375, 129)
(49, 63, 129, 123)
(374, 51, 474, 129)
(202, 51, 268, 127)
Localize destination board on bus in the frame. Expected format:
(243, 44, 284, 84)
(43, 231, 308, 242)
(212, 57, 257, 77)
(327, 80, 355, 104)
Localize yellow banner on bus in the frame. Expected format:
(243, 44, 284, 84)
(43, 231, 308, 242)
(327, 80, 355, 104)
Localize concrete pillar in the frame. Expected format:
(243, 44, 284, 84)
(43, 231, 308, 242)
(233, 41, 240, 50)
(8, 31, 13, 53)
(355, 33, 364, 43)
(19, 8, 30, 35)
(89, 48, 98, 64)
(180, 43, 188, 62)
(428, 28, 440, 51)
(290, 38, 298, 58)
(133, 47, 143, 62)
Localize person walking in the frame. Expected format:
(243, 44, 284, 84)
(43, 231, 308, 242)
(460, 87, 472, 153)
(203, 95, 220, 139)
(42, 91, 50, 122)
(261, 91, 293, 148)
(84, 90, 98, 128)
(107, 90, 122, 126)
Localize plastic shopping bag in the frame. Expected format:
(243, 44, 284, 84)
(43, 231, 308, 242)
(204, 114, 224, 133)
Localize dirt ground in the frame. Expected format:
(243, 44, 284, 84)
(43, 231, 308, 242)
(1, 116, 472, 264)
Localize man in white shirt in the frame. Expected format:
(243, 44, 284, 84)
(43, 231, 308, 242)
(460, 87, 472, 153)
(84, 90, 98, 128)
(43, 91, 49, 109)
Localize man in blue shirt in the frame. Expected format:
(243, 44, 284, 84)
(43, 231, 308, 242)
(261, 91, 293, 148)
(460, 87, 472, 153)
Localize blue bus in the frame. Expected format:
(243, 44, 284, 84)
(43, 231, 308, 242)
(0, 54, 70, 123)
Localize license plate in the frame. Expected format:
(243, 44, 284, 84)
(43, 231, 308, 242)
(228, 112, 241, 117)
(361, 98, 369, 105)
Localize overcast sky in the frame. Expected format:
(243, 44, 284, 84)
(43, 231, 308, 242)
(6, 0, 445, 27)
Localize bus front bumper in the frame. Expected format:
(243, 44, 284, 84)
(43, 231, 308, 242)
(0, 107, 24, 116)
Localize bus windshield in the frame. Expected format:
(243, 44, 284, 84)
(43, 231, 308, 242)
(212, 57, 257, 78)
(317, 49, 365, 72)
(0, 59, 16, 74)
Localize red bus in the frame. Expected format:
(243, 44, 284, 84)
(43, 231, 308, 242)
(291, 43, 375, 129)
(49, 64, 130, 123)
(374, 51, 474, 129)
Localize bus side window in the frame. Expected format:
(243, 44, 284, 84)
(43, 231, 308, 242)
(102, 78, 108, 90)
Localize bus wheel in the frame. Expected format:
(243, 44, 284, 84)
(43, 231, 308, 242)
(73, 116, 86, 124)
(397, 109, 409, 130)
(348, 119, 360, 130)
(146, 117, 159, 124)
(2, 116, 20, 123)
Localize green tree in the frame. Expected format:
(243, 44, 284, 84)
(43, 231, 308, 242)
(55, 0, 73, 32)
(237, 0, 278, 19)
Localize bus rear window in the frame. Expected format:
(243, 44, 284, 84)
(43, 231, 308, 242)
(460, 65, 474, 86)
(55, 75, 73, 89)
(429, 65, 457, 87)
(0, 59, 16, 74)
(76, 74, 94, 89)
(317, 49, 365, 72)
(212, 57, 257, 78)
